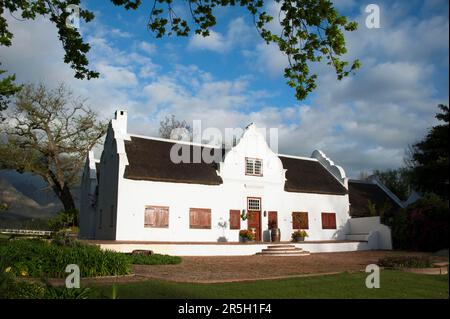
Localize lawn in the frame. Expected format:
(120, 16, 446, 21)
(90, 270, 449, 299)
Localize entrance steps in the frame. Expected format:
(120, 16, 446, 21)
(256, 244, 310, 256)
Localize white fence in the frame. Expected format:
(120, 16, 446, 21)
(0, 229, 53, 236)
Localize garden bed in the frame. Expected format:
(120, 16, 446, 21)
(0, 238, 182, 279)
(377, 255, 448, 275)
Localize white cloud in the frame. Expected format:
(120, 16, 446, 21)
(188, 30, 228, 52)
(243, 42, 288, 78)
(95, 63, 138, 87)
(188, 17, 257, 53)
(110, 28, 133, 38)
(138, 41, 157, 55)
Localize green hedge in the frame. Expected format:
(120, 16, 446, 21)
(378, 256, 433, 269)
(127, 253, 182, 265)
(0, 271, 93, 299)
(0, 239, 131, 278)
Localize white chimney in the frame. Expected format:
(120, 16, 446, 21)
(114, 109, 128, 135)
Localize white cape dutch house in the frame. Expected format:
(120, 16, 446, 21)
(80, 110, 401, 254)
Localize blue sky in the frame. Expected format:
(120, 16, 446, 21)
(0, 0, 448, 177)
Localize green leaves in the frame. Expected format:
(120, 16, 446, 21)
(409, 104, 449, 199)
(0, 0, 360, 101)
(0, 239, 131, 278)
(0, 0, 98, 80)
(140, 0, 360, 101)
(0, 66, 21, 119)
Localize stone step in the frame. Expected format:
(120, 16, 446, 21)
(261, 249, 303, 254)
(263, 246, 302, 251)
(260, 249, 307, 255)
(267, 244, 296, 249)
(256, 251, 310, 256)
(257, 244, 310, 256)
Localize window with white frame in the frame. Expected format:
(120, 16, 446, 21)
(247, 197, 261, 211)
(245, 158, 263, 176)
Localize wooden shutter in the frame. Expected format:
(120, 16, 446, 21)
(268, 211, 278, 229)
(292, 212, 309, 229)
(189, 208, 212, 229)
(229, 210, 241, 229)
(321, 212, 336, 229)
(145, 206, 169, 228)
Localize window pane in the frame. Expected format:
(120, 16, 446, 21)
(245, 158, 254, 175)
(254, 160, 262, 175)
(245, 158, 263, 176)
(247, 198, 261, 211)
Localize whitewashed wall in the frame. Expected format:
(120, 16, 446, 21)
(79, 110, 399, 252)
(111, 122, 350, 242)
(114, 179, 350, 242)
(348, 216, 392, 250)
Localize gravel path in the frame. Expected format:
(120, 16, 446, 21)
(131, 250, 432, 283)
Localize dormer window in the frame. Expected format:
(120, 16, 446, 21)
(245, 157, 263, 176)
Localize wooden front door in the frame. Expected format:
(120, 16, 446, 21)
(247, 211, 261, 241)
(268, 211, 278, 229)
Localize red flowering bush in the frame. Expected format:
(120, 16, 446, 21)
(388, 193, 449, 251)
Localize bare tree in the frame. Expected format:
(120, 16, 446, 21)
(159, 114, 192, 140)
(0, 83, 107, 213)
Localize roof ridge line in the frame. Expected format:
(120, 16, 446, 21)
(128, 133, 221, 149)
(277, 154, 318, 162)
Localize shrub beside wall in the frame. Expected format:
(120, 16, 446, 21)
(386, 194, 449, 251)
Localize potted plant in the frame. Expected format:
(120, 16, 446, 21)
(269, 220, 281, 242)
(291, 230, 308, 242)
(239, 229, 254, 243)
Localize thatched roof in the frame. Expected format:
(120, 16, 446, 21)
(279, 156, 347, 195)
(124, 136, 223, 185)
(348, 180, 402, 217)
(122, 136, 347, 195)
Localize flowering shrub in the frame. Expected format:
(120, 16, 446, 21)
(386, 193, 449, 251)
(239, 229, 254, 240)
(291, 230, 308, 239)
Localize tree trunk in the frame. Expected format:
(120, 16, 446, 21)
(61, 185, 78, 227)
(48, 171, 78, 226)
(61, 184, 76, 211)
